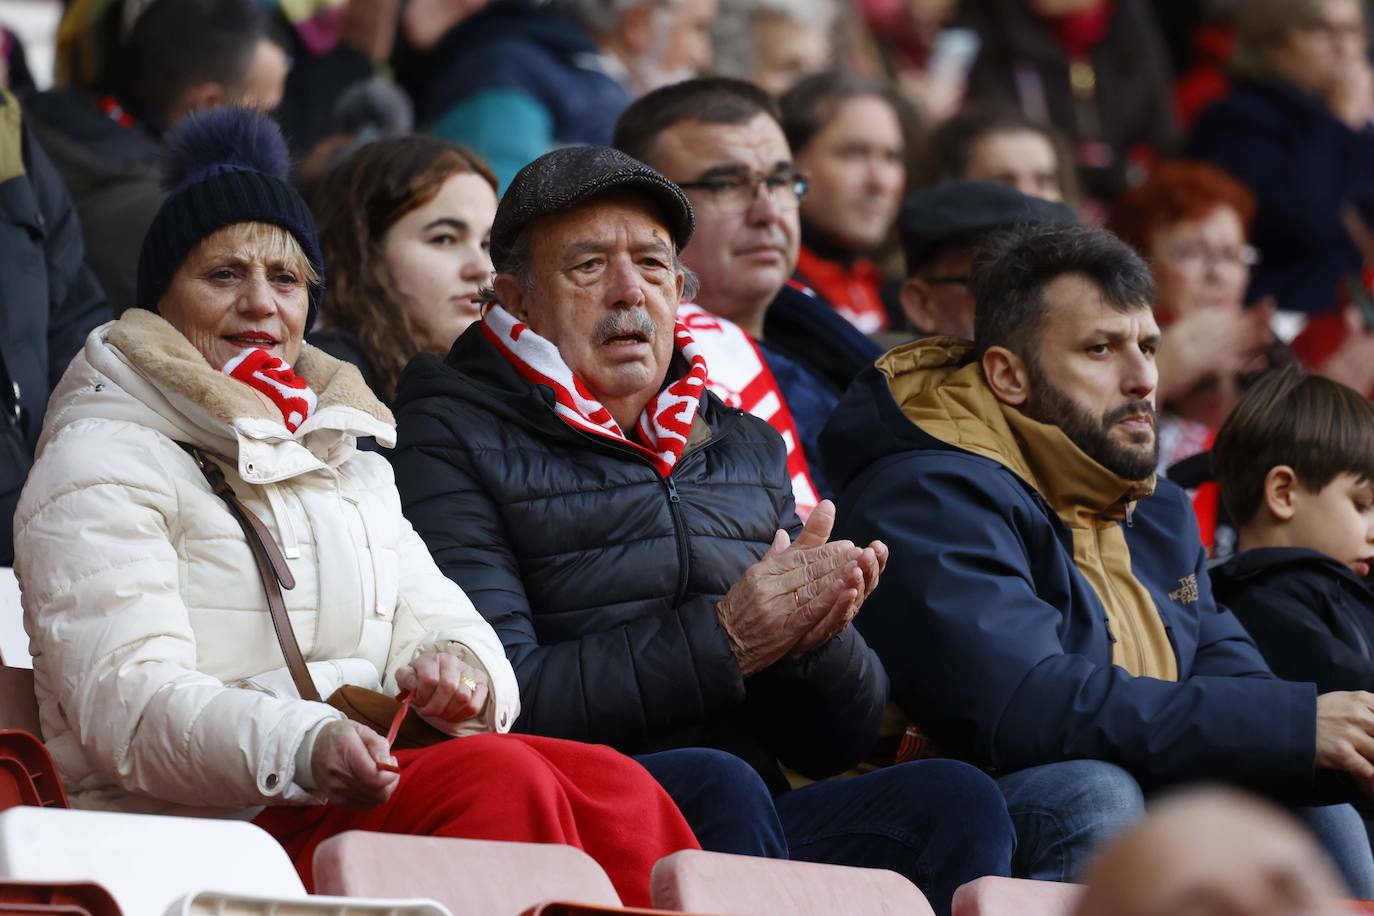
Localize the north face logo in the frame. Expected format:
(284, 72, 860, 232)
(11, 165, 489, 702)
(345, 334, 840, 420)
(1170, 574, 1200, 605)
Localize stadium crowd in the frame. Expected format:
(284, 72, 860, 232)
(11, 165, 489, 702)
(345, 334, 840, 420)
(6, 0, 1374, 911)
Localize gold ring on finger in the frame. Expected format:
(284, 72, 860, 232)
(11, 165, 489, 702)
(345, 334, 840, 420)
(460, 675, 478, 693)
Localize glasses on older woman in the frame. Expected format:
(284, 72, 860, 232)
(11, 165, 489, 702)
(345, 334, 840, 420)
(677, 169, 810, 214)
(1162, 242, 1261, 272)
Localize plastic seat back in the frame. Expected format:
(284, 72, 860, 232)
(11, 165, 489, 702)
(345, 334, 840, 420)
(0, 807, 304, 914)
(651, 849, 935, 915)
(169, 890, 453, 914)
(0, 879, 121, 915)
(951, 877, 1083, 916)
(314, 832, 621, 914)
(0, 730, 66, 812)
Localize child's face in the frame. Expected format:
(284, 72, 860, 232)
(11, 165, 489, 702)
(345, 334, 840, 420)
(1289, 472, 1374, 576)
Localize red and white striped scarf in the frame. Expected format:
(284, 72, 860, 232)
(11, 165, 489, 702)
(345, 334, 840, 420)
(222, 348, 318, 432)
(481, 304, 709, 477)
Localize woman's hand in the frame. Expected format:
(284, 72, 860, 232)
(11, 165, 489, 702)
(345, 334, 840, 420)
(1155, 302, 1275, 401)
(310, 720, 399, 808)
(395, 651, 490, 724)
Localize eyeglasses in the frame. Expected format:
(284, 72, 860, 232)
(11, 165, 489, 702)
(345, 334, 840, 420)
(676, 170, 809, 214)
(1163, 243, 1260, 271)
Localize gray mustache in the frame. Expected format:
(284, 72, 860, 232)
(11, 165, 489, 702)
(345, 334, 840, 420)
(592, 310, 657, 345)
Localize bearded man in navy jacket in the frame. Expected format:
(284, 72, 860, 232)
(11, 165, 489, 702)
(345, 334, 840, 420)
(826, 224, 1374, 891)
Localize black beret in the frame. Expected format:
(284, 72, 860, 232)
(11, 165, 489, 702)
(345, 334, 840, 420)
(490, 146, 695, 272)
(899, 181, 1077, 274)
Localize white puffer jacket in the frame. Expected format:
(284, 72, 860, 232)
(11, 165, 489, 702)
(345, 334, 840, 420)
(14, 310, 519, 818)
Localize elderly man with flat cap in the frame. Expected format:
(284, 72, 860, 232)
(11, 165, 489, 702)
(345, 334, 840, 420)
(897, 181, 1077, 343)
(390, 146, 1013, 915)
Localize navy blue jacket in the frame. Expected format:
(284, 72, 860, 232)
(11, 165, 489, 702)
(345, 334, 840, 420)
(823, 351, 1320, 795)
(1212, 548, 1374, 696)
(390, 325, 888, 793)
(0, 92, 109, 564)
(1188, 79, 1374, 314)
(397, 0, 628, 187)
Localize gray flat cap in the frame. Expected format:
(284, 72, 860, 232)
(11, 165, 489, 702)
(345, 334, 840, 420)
(490, 146, 696, 271)
(899, 181, 1077, 274)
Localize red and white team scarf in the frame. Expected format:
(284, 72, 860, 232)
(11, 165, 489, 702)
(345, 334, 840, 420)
(678, 304, 820, 520)
(481, 304, 708, 477)
(222, 349, 318, 433)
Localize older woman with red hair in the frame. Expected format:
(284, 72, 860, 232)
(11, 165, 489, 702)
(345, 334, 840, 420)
(1111, 161, 1279, 552)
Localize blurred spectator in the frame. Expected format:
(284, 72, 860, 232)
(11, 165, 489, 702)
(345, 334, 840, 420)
(614, 77, 882, 502)
(1109, 161, 1276, 554)
(710, 0, 835, 97)
(24, 0, 283, 314)
(1188, 0, 1374, 316)
(781, 72, 906, 334)
(910, 105, 1079, 206)
(959, 0, 1177, 202)
(296, 78, 416, 193)
(849, 0, 974, 123)
(0, 88, 109, 565)
(311, 136, 498, 404)
(826, 224, 1374, 889)
(1076, 788, 1350, 916)
(0, 25, 33, 92)
(395, 0, 714, 190)
(896, 180, 1076, 339)
(1108, 163, 1279, 549)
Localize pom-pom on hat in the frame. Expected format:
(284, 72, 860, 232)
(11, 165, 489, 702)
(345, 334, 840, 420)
(136, 107, 324, 327)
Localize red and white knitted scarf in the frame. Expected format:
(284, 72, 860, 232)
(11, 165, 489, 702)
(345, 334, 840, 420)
(222, 349, 318, 433)
(481, 304, 709, 477)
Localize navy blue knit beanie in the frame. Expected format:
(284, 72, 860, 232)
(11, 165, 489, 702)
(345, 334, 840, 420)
(136, 107, 324, 327)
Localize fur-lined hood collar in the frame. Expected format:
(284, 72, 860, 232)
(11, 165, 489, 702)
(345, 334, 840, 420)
(39, 310, 395, 480)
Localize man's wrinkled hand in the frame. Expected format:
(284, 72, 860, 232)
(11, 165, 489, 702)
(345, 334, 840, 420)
(716, 501, 887, 675)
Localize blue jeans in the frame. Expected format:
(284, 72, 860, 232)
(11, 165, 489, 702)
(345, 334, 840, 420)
(996, 760, 1374, 896)
(634, 748, 788, 858)
(774, 759, 1015, 916)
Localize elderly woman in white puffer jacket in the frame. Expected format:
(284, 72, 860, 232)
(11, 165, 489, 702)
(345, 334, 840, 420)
(12, 108, 699, 905)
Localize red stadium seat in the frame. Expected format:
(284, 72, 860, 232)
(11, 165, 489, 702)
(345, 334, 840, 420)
(314, 832, 622, 914)
(0, 730, 65, 812)
(651, 849, 935, 915)
(0, 879, 121, 915)
(951, 877, 1081, 916)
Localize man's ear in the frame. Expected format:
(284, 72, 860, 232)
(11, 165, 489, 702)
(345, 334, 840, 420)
(493, 275, 528, 321)
(900, 277, 935, 333)
(982, 345, 1031, 406)
(1261, 465, 1301, 522)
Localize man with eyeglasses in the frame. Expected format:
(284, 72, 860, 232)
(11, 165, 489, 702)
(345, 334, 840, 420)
(897, 181, 1077, 341)
(613, 77, 883, 506)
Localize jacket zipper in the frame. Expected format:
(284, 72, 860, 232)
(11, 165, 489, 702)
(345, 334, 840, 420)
(1094, 520, 1146, 674)
(558, 407, 739, 610)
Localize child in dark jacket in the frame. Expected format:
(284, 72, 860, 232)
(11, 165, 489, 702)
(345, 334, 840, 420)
(1210, 366, 1374, 696)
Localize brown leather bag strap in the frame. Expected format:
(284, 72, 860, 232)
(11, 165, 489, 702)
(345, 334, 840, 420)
(177, 443, 321, 703)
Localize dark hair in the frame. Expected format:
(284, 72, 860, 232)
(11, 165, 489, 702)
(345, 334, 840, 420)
(1213, 366, 1374, 525)
(121, 0, 266, 124)
(613, 77, 782, 166)
(970, 225, 1155, 358)
(778, 71, 901, 154)
(911, 104, 1080, 206)
(314, 136, 497, 401)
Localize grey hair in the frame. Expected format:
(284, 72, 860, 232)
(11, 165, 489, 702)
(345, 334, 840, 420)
(551, 0, 678, 37)
(710, 0, 838, 82)
(478, 223, 701, 306)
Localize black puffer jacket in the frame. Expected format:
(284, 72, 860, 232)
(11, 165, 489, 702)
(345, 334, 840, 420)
(390, 325, 888, 792)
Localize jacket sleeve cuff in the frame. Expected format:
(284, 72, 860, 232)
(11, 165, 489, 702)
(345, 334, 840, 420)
(292, 719, 333, 791)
